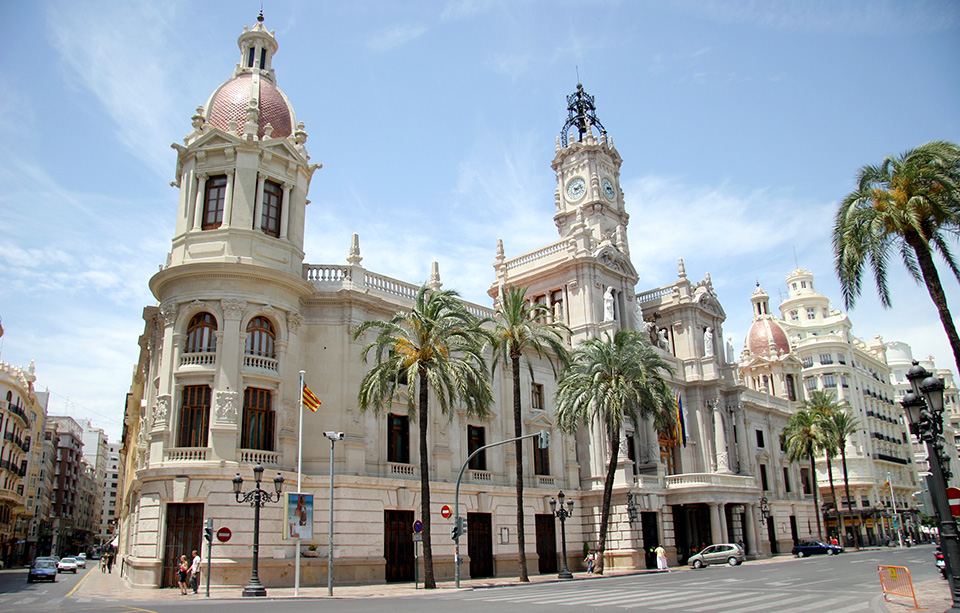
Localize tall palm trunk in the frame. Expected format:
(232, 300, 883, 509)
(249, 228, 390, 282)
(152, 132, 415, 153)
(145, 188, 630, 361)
(840, 445, 859, 549)
(418, 368, 436, 588)
(810, 454, 823, 541)
(510, 352, 529, 582)
(825, 453, 839, 541)
(595, 425, 620, 575)
(909, 235, 960, 375)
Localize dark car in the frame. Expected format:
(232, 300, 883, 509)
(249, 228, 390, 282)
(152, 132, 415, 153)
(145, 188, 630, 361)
(27, 560, 58, 583)
(792, 540, 843, 557)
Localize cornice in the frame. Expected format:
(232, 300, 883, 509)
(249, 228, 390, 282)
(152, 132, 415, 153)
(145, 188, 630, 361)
(149, 262, 314, 302)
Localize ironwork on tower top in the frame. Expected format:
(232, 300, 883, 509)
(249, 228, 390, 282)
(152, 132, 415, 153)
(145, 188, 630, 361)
(561, 83, 606, 146)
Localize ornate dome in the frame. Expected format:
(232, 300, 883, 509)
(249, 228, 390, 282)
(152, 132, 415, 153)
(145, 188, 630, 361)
(205, 74, 294, 139)
(746, 318, 791, 358)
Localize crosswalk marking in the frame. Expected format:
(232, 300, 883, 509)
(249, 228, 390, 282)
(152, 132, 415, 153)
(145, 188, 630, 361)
(734, 593, 813, 612)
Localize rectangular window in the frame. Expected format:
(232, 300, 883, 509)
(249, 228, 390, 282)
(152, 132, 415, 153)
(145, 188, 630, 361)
(790, 310, 799, 321)
(785, 374, 797, 402)
(261, 180, 282, 237)
(819, 354, 834, 365)
(760, 464, 769, 491)
(805, 377, 817, 391)
(806, 308, 816, 320)
(802, 357, 813, 368)
(783, 467, 791, 492)
(387, 414, 409, 464)
(202, 175, 228, 230)
(823, 374, 836, 388)
(838, 354, 847, 365)
(755, 429, 765, 448)
(551, 290, 564, 322)
(531, 383, 544, 410)
(241, 387, 274, 451)
(467, 425, 486, 470)
(177, 385, 210, 448)
(534, 433, 550, 476)
(841, 375, 849, 388)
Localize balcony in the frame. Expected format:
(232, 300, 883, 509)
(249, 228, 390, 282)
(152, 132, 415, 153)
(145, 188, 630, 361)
(665, 472, 759, 504)
(469, 470, 493, 484)
(239, 449, 280, 466)
(180, 352, 216, 368)
(386, 462, 419, 479)
(243, 355, 279, 373)
(162, 447, 210, 463)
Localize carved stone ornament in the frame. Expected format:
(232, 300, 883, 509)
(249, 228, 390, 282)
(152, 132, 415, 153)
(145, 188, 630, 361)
(215, 390, 239, 424)
(280, 401, 297, 434)
(287, 311, 303, 332)
(160, 302, 178, 326)
(152, 396, 170, 428)
(221, 298, 247, 319)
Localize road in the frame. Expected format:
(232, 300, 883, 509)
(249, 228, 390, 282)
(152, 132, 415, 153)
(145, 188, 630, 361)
(0, 545, 943, 612)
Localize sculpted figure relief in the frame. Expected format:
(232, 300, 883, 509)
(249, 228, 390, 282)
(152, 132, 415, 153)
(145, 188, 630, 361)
(704, 327, 714, 357)
(603, 286, 615, 321)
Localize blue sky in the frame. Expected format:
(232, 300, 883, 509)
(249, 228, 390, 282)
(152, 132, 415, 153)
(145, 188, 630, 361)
(1, 0, 959, 442)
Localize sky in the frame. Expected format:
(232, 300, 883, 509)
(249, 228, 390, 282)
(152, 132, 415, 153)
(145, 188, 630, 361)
(1, 0, 959, 443)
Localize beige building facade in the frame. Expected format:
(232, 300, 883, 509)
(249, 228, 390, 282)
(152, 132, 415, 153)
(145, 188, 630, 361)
(119, 16, 815, 589)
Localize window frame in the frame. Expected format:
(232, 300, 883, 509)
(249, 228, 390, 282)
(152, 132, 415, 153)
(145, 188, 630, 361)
(261, 180, 282, 238)
(202, 175, 228, 230)
(241, 387, 275, 451)
(185, 312, 217, 354)
(387, 414, 410, 464)
(467, 425, 486, 470)
(245, 316, 276, 358)
(177, 385, 211, 448)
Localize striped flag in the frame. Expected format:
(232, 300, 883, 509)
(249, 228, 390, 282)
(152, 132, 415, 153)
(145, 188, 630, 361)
(675, 393, 687, 447)
(302, 383, 322, 412)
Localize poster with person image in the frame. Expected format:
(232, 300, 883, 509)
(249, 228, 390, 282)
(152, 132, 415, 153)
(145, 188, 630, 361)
(283, 493, 313, 540)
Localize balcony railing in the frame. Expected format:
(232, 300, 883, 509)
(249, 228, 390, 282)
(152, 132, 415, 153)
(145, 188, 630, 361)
(243, 355, 279, 372)
(665, 472, 758, 490)
(163, 447, 210, 463)
(239, 449, 280, 466)
(387, 462, 418, 479)
(470, 470, 492, 483)
(180, 352, 216, 367)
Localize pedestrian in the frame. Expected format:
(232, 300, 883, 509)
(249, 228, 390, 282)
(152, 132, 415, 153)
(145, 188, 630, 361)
(106, 552, 114, 573)
(655, 544, 668, 571)
(100, 555, 107, 573)
(584, 551, 595, 573)
(189, 549, 201, 594)
(177, 554, 189, 595)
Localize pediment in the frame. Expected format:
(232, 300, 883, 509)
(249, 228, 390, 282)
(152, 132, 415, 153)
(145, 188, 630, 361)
(524, 410, 554, 430)
(592, 245, 637, 278)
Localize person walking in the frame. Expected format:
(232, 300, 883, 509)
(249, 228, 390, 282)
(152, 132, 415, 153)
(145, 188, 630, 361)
(177, 555, 189, 595)
(655, 544, 668, 571)
(189, 550, 201, 594)
(584, 551, 595, 573)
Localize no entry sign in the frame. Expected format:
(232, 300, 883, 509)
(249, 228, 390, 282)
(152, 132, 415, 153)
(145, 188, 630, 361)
(441, 505, 452, 519)
(216, 527, 232, 543)
(948, 487, 960, 517)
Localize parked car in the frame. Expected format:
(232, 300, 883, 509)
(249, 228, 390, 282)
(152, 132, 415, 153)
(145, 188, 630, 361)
(57, 557, 78, 573)
(792, 540, 843, 557)
(688, 543, 745, 568)
(27, 560, 58, 583)
(74, 554, 86, 568)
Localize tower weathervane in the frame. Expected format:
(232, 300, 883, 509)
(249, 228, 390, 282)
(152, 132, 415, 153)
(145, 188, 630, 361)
(560, 83, 606, 146)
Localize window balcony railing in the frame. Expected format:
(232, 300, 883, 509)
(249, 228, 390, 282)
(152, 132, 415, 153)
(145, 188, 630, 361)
(536, 475, 556, 488)
(163, 447, 210, 463)
(239, 449, 280, 466)
(387, 462, 418, 479)
(243, 355, 279, 372)
(180, 352, 216, 367)
(470, 470, 492, 483)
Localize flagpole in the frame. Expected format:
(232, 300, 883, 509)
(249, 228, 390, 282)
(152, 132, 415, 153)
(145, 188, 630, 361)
(296, 370, 305, 596)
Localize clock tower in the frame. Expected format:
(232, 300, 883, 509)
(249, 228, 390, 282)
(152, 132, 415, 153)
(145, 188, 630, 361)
(552, 84, 629, 255)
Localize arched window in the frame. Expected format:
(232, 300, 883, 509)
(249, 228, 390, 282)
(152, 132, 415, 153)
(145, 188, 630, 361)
(245, 317, 275, 358)
(185, 313, 217, 353)
(241, 388, 274, 451)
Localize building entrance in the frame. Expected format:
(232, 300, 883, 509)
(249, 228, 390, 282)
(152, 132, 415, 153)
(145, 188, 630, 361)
(162, 503, 203, 588)
(535, 514, 557, 574)
(384, 510, 414, 582)
(468, 513, 493, 578)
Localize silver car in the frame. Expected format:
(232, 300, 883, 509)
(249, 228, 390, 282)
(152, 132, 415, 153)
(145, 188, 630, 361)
(688, 543, 745, 568)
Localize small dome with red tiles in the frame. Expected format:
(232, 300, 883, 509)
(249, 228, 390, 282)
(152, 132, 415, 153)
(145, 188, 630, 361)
(205, 74, 294, 139)
(746, 318, 791, 358)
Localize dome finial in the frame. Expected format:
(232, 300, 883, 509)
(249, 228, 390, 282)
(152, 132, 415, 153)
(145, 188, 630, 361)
(257, 8, 264, 22)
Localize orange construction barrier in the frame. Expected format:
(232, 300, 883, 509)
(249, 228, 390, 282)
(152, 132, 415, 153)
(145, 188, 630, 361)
(878, 565, 923, 609)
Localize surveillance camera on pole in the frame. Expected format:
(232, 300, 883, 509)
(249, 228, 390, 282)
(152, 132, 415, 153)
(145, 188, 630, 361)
(324, 431, 344, 441)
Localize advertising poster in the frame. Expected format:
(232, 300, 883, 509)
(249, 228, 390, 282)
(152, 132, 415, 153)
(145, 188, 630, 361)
(284, 492, 313, 540)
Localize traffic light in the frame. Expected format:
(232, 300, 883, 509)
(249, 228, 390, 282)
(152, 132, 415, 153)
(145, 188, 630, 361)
(204, 518, 213, 542)
(458, 516, 466, 537)
(537, 430, 550, 449)
(451, 516, 467, 540)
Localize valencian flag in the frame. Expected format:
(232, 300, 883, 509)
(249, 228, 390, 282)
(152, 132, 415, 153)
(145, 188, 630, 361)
(302, 383, 322, 412)
(675, 392, 687, 447)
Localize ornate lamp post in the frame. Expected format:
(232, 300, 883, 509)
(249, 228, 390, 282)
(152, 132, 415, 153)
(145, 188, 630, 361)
(549, 491, 574, 579)
(902, 360, 960, 612)
(758, 496, 770, 525)
(626, 491, 639, 524)
(233, 464, 284, 597)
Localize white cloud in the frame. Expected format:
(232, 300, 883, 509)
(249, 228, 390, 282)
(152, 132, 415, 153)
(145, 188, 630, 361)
(368, 23, 429, 53)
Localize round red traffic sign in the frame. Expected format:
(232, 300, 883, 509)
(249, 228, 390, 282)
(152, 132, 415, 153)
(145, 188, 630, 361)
(216, 527, 232, 543)
(948, 487, 960, 517)
(441, 505, 452, 519)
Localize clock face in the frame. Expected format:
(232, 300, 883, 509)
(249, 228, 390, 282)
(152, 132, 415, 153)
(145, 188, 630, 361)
(566, 177, 586, 200)
(602, 178, 616, 200)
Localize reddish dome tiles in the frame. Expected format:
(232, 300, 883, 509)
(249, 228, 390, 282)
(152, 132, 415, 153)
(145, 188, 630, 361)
(746, 319, 791, 357)
(206, 74, 293, 139)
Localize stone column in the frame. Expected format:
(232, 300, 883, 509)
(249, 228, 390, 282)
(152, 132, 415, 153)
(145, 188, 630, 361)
(714, 409, 731, 474)
(718, 503, 729, 543)
(280, 182, 292, 239)
(744, 503, 758, 557)
(192, 173, 208, 230)
(222, 169, 235, 228)
(252, 172, 265, 231)
(709, 502, 722, 544)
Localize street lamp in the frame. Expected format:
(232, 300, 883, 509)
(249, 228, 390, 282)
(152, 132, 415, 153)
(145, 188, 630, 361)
(626, 491, 639, 524)
(233, 464, 284, 597)
(324, 431, 343, 597)
(902, 360, 960, 612)
(549, 491, 574, 579)
(758, 496, 770, 525)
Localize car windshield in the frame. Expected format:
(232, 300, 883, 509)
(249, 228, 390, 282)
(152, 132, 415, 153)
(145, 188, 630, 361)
(61, 558, 76, 563)
(34, 561, 56, 569)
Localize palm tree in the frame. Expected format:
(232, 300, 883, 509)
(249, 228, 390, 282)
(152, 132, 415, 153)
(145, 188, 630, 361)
(554, 330, 675, 575)
(802, 390, 846, 541)
(491, 285, 570, 582)
(833, 141, 960, 374)
(782, 408, 824, 541)
(354, 285, 493, 589)
(822, 409, 862, 548)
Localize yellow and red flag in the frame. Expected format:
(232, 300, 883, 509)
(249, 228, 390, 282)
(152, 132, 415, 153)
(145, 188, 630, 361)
(302, 384, 322, 412)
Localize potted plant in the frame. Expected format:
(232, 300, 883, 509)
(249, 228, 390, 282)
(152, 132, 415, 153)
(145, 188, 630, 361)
(302, 543, 319, 557)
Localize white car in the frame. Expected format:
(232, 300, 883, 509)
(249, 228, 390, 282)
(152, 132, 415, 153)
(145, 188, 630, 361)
(57, 557, 78, 573)
(74, 555, 86, 568)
